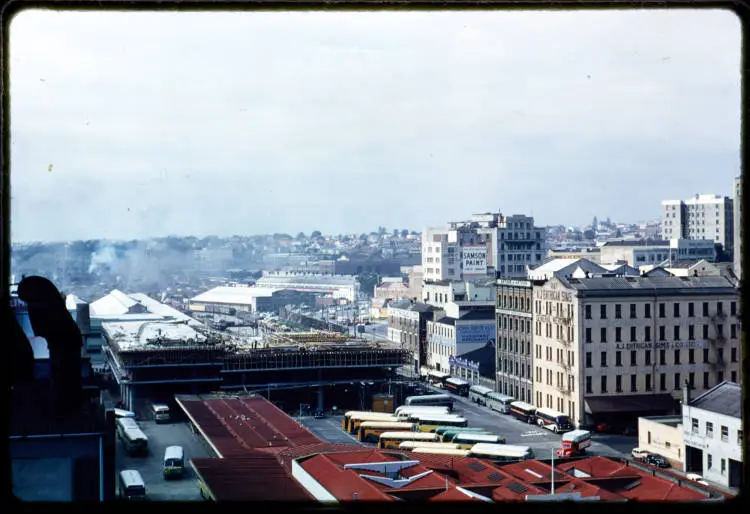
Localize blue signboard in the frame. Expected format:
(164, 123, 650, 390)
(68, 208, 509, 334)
(456, 323, 495, 345)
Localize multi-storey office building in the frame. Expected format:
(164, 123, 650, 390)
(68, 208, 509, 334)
(661, 194, 734, 257)
(387, 299, 442, 373)
(495, 278, 534, 402)
(422, 212, 547, 281)
(733, 176, 742, 281)
(426, 302, 495, 373)
(532, 275, 741, 429)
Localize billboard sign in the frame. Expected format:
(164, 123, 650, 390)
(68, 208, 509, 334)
(462, 245, 487, 274)
(455, 323, 495, 345)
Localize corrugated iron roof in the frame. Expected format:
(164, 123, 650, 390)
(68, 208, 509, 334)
(192, 453, 313, 501)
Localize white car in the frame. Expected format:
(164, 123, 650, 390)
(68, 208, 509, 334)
(631, 448, 649, 460)
(686, 473, 710, 486)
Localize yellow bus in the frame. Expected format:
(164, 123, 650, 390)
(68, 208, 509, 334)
(344, 412, 397, 433)
(342, 411, 392, 430)
(358, 421, 415, 443)
(408, 414, 468, 433)
(411, 447, 471, 457)
(451, 433, 506, 449)
(378, 431, 439, 449)
(398, 441, 460, 451)
(394, 406, 450, 420)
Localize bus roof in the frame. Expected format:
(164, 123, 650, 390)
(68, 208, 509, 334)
(405, 394, 452, 401)
(399, 441, 459, 449)
(396, 405, 449, 412)
(379, 432, 438, 440)
(562, 429, 591, 442)
(454, 433, 502, 442)
(509, 400, 536, 411)
(359, 422, 414, 429)
(439, 427, 487, 434)
(164, 446, 184, 460)
(469, 385, 493, 394)
(117, 418, 139, 429)
(345, 410, 392, 417)
(412, 448, 470, 456)
(349, 413, 397, 421)
(487, 392, 514, 401)
(120, 469, 145, 487)
(445, 377, 469, 386)
(470, 443, 531, 457)
(124, 428, 148, 441)
(427, 370, 450, 378)
(113, 408, 135, 418)
(411, 414, 467, 422)
(535, 407, 568, 418)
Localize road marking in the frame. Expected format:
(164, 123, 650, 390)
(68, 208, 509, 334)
(520, 430, 547, 437)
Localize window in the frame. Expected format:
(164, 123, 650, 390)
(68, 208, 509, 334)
(721, 426, 728, 442)
(731, 301, 737, 316)
(629, 326, 636, 342)
(718, 324, 724, 338)
(615, 304, 622, 319)
(645, 350, 651, 366)
(703, 302, 709, 316)
(600, 327, 607, 343)
(659, 326, 665, 341)
(645, 304, 651, 318)
(703, 324, 709, 339)
(600, 376, 607, 393)
(585, 328, 592, 343)
(615, 375, 622, 392)
(645, 326, 651, 342)
(615, 327, 622, 342)
(630, 374, 637, 392)
(674, 349, 680, 365)
(691, 417, 699, 434)
(601, 352, 607, 367)
(674, 373, 680, 390)
(615, 351, 622, 367)
(706, 421, 713, 438)
(630, 351, 636, 366)
(688, 349, 695, 364)
(600, 305, 607, 319)
(718, 370, 724, 383)
(721, 458, 726, 475)
(660, 349, 666, 365)
(703, 371, 709, 389)
(731, 324, 737, 339)
(586, 376, 592, 394)
(660, 373, 666, 391)
(718, 348, 724, 362)
(585, 352, 592, 368)
(729, 347, 737, 363)
(585, 305, 591, 319)
(645, 374, 652, 391)
(707, 454, 713, 469)
(630, 304, 637, 319)
(688, 324, 694, 340)
(738, 430, 743, 447)
(717, 302, 723, 315)
(659, 303, 665, 318)
(674, 326, 680, 340)
(703, 348, 709, 363)
(689, 372, 694, 388)
(688, 302, 695, 317)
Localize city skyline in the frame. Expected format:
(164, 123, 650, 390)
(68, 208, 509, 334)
(10, 9, 740, 242)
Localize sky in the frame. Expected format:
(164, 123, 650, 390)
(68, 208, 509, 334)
(9, 8, 742, 242)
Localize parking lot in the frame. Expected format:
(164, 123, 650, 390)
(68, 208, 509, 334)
(115, 419, 213, 501)
(298, 389, 636, 459)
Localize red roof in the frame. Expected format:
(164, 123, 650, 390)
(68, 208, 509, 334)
(191, 452, 313, 501)
(428, 487, 482, 502)
(300, 454, 395, 501)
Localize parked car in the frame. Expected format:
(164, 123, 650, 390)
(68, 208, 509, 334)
(644, 454, 670, 468)
(313, 409, 326, 419)
(631, 448, 650, 460)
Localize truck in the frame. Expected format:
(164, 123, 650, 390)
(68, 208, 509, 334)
(556, 429, 592, 457)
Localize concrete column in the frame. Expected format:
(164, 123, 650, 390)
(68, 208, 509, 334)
(128, 386, 135, 413)
(317, 369, 324, 412)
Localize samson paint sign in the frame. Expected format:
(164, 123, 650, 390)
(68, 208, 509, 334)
(461, 245, 488, 274)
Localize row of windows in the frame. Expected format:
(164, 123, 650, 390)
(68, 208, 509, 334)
(584, 370, 738, 394)
(537, 367, 576, 392)
(584, 301, 736, 320)
(583, 323, 736, 343)
(499, 359, 531, 378)
(535, 392, 576, 416)
(498, 316, 532, 333)
(497, 382, 530, 403)
(538, 346, 576, 365)
(585, 347, 738, 368)
(498, 294, 532, 311)
(690, 418, 742, 446)
(498, 338, 532, 356)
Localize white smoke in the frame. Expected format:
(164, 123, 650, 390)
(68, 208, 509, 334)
(88, 245, 118, 274)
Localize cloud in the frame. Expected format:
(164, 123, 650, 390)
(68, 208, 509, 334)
(8, 9, 741, 241)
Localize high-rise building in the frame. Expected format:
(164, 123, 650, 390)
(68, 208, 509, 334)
(733, 177, 742, 281)
(422, 212, 547, 282)
(495, 278, 534, 402)
(661, 194, 734, 257)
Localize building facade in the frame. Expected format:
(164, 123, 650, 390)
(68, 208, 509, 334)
(422, 212, 547, 281)
(733, 176, 742, 281)
(387, 300, 441, 373)
(422, 279, 495, 309)
(426, 304, 495, 373)
(682, 381, 742, 489)
(532, 275, 741, 428)
(661, 194, 734, 257)
(495, 278, 534, 403)
(637, 416, 685, 470)
(599, 239, 717, 267)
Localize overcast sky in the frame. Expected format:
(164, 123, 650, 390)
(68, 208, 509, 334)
(9, 9, 741, 242)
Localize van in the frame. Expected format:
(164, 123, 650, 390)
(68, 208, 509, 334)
(119, 470, 146, 500)
(163, 445, 185, 479)
(151, 403, 171, 423)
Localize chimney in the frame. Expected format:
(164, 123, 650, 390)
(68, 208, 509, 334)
(683, 379, 691, 405)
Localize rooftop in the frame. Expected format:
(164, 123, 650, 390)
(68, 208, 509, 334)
(559, 275, 737, 296)
(191, 286, 281, 306)
(101, 320, 207, 351)
(688, 381, 741, 418)
(602, 239, 669, 247)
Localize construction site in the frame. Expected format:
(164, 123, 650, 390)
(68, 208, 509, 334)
(101, 321, 412, 416)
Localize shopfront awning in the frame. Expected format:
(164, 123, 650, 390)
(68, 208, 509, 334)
(584, 394, 678, 415)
